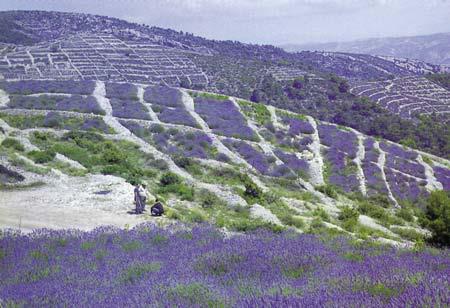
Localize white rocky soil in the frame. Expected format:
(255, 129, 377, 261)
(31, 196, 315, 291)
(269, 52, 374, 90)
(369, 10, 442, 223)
(374, 141, 399, 207)
(0, 89, 9, 108)
(350, 129, 367, 196)
(0, 174, 152, 233)
(306, 116, 325, 186)
(250, 203, 282, 225)
(417, 154, 442, 191)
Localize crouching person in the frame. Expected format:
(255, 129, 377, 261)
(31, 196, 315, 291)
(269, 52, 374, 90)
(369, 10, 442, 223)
(151, 199, 164, 216)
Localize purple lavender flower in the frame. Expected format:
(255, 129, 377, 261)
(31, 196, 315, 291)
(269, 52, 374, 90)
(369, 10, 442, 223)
(0, 80, 95, 95)
(195, 97, 258, 141)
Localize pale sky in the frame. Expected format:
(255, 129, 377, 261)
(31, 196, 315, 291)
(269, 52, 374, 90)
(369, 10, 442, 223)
(1, 0, 450, 45)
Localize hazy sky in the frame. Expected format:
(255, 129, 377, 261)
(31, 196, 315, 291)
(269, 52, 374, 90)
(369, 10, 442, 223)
(1, 0, 450, 45)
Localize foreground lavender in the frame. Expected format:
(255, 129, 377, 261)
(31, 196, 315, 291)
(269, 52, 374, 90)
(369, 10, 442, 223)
(0, 225, 448, 307)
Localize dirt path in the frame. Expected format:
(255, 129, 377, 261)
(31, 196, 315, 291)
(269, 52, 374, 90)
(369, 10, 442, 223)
(0, 174, 152, 233)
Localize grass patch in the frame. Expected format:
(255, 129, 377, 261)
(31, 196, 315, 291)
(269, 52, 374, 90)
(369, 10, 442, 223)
(120, 262, 161, 284)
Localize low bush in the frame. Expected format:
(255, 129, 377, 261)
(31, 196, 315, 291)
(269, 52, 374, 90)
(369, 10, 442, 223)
(338, 206, 359, 232)
(1, 138, 24, 152)
(313, 207, 330, 222)
(316, 184, 338, 199)
(421, 190, 450, 247)
(27, 150, 56, 164)
(160, 172, 181, 186)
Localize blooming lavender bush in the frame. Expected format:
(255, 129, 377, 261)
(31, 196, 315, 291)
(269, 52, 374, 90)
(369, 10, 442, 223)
(318, 124, 358, 158)
(8, 95, 105, 115)
(0, 80, 95, 95)
(110, 98, 151, 120)
(195, 97, 258, 141)
(364, 138, 379, 163)
(363, 161, 389, 196)
(325, 149, 360, 192)
(281, 116, 315, 135)
(105, 83, 138, 100)
(432, 166, 450, 191)
(157, 106, 199, 128)
(380, 142, 418, 160)
(143, 85, 183, 107)
(223, 139, 272, 174)
(386, 156, 426, 179)
(0, 224, 448, 307)
(121, 120, 214, 159)
(384, 168, 427, 201)
(274, 149, 309, 178)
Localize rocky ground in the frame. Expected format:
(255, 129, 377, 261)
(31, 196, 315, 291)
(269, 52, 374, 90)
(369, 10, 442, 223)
(0, 173, 162, 233)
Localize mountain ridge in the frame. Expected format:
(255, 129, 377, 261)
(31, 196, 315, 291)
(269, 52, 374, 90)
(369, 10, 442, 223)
(282, 32, 450, 66)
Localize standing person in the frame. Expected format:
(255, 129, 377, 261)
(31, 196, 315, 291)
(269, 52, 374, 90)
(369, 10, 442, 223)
(139, 184, 148, 213)
(134, 183, 143, 214)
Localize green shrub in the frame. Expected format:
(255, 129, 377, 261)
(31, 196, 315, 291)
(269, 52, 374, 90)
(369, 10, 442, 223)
(391, 227, 424, 242)
(421, 190, 450, 247)
(160, 172, 181, 186)
(27, 150, 56, 164)
(280, 214, 305, 229)
(158, 182, 194, 201)
(338, 205, 359, 232)
(396, 207, 414, 222)
(1, 138, 24, 151)
(313, 207, 330, 222)
(102, 143, 126, 164)
(358, 200, 389, 221)
(185, 209, 207, 223)
(198, 189, 223, 209)
(316, 184, 338, 199)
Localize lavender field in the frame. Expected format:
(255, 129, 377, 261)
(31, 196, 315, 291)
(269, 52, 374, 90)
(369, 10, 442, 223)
(0, 224, 448, 307)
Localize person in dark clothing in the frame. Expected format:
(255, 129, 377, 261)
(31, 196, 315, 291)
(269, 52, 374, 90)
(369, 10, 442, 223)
(151, 199, 164, 216)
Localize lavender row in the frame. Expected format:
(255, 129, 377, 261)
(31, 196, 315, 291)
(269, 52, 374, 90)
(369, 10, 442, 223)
(110, 98, 151, 120)
(8, 95, 105, 115)
(281, 115, 315, 135)
(385, 156, 426, 179)
(144, 85, 184, 108)
(384, 168, 427, 201)
(318, 124, 358, 158)
(362, 161, 389, 196)
(195, 97, 258, 141)
(222, 139, 295, 177)
(153, 105, 199, 128)
(363, 137, 379, 163)
(0, 80, 95, 95)
(380, 142, 418, 160)
(264, 122, 313, 152)
(121, 120, 216, 160)
(433, 166, 450, 191)
(105, 82, 138, 100)
(325, 149, 360, 193)
(274, 149, 310, 178)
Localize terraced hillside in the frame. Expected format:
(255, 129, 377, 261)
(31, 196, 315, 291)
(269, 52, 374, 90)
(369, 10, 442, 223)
(350, 76, 450, 119)
(1, 80, 448, 243)
(2, 10, 449, 123)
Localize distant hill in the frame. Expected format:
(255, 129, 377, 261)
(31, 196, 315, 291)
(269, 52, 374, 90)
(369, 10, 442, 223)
(282, 32, 450, 65)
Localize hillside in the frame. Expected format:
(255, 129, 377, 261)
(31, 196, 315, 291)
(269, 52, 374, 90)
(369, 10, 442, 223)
(1, 80, 448, 245)
(0, 11, 449, 162)
(283, 32, 450, 66)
